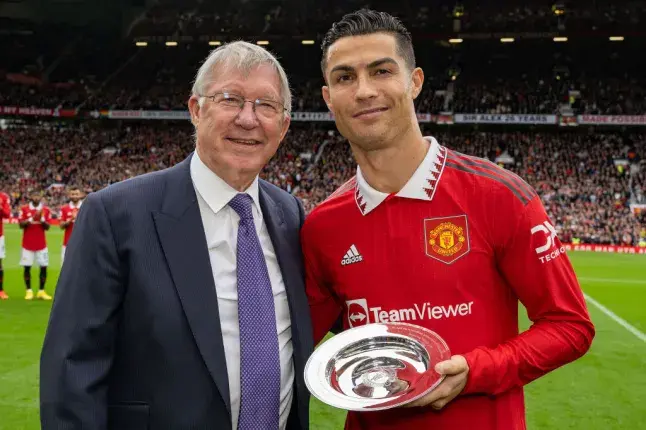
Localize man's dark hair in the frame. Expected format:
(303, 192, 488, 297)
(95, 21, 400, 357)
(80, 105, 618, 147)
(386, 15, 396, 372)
(321, 9, 415, 77)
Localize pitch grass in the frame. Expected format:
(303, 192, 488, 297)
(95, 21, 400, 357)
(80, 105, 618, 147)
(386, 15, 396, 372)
(0, 224, 644, 429)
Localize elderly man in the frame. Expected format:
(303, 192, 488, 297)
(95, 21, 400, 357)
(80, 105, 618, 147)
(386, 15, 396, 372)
(40, 41, 313, 430)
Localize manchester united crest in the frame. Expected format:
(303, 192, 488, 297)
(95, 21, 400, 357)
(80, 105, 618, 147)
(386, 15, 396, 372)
(424, 215, 470, 264)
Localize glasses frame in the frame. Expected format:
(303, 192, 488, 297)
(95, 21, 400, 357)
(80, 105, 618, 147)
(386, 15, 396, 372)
(200, 91, 288, 118)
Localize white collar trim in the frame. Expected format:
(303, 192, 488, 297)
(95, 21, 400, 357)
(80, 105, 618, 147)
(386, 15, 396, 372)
(355, 136, 447, 215)
(190, 151, 261, 217)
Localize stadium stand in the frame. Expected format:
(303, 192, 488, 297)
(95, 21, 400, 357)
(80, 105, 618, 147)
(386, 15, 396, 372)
(1, 1, 645, 246)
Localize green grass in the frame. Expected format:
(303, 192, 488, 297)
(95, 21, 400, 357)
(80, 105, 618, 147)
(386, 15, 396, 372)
(0, 224, 644, 429)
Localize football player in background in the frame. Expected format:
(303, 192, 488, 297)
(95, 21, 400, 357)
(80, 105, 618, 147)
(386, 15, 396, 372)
(0, 190, 11, 299)
(301, 9, 595, 430)
(19, 190, 52, 300)
(59, 187, 84, 265)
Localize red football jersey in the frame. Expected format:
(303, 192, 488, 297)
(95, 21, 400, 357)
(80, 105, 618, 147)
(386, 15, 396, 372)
(60, 201, 82, 246)
(0, 192, 11, 236)
(301, 137, 595, 430)
(19, 203, 52, 251)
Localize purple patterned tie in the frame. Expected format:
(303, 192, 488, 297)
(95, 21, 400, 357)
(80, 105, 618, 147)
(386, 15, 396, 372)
(228, 193, 281, 430)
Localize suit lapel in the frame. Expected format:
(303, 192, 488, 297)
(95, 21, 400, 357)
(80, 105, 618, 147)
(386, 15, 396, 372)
(152, 154, 231, 418)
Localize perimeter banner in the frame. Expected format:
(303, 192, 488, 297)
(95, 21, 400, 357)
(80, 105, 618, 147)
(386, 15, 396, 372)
(577, 115, 646, 126)
(454, 114, 557, 124)
(562, 243, 646, 254)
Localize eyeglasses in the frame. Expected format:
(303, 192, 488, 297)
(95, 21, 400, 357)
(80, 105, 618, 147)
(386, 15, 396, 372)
(200, 92, 288, 119)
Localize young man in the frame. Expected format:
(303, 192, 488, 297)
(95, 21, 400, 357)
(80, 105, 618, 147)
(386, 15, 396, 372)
(301, 9, 595, 429)
(18, 191, 52, 300)
(59, 187, 84, 265)
(0, 190, 11, 299)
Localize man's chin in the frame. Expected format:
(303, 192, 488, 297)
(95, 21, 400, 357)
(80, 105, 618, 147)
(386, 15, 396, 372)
(350, 129, 389, 148)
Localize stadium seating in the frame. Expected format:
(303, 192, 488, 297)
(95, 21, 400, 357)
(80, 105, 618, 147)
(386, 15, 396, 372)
(1, 124, 644, 246)
(1, 2, 645, 246)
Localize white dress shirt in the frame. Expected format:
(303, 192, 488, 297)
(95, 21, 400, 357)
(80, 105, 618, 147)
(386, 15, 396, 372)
(190, 151, 294, 430)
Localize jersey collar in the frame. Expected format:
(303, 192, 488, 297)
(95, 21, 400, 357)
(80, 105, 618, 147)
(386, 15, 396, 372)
(355, 136, 447, 215)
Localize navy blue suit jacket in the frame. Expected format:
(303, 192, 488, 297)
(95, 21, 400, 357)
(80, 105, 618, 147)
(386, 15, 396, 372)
(40, 153, 313, 430)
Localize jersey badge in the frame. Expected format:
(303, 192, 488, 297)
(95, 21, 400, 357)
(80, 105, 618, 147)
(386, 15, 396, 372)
(424, 215, 470, 264)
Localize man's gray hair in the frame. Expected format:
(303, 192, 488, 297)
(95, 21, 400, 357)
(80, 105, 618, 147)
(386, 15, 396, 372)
(192, 40, 292, 114)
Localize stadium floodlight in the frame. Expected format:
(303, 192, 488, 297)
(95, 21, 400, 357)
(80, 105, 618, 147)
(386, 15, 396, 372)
(553, 37, 568, 42)
(257, 40, 269, 45)
(609, 36, 624, 41)
(209, 41, 222, 46)
(500, 38, 515, 43)
(448, 38, 463, 44)
(165, 41, 178, 47)
(135, 42, 147, 47)
(552, 3, 566, 15)
(302, 40, 315, 45)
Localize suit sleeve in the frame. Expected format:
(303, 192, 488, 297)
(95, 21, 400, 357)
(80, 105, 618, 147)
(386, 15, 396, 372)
(40, 192, 125, 430)
(301, 221, 343, 345)
(463, 195, 595, 395)
(294, 194, 305, 228)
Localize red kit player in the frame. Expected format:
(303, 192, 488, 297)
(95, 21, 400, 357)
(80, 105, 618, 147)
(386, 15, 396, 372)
(19, 190, 53, 300)
(0, 191, 11, 299)
(59, 187, 84, 265)
(302, 10, 595, 430)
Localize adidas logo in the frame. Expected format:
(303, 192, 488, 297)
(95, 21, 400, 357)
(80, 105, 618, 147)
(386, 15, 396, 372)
(341, 245, 363, 266)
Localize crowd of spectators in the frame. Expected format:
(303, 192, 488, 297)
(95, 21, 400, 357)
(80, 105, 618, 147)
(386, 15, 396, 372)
(2, 2, 646, 245)
(4, 71, 646, 117)
(1, 124, 644, 246)
(128, 0, 646, 38)
(3, 2, 646, 115)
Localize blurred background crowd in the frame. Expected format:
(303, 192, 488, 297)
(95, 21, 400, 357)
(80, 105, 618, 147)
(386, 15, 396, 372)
(1, 0, 645, 246)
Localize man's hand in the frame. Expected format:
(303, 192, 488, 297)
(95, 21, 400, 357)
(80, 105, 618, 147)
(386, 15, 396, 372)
(404, 355, 469, 410)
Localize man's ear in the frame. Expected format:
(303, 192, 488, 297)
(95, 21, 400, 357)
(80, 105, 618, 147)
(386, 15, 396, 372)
(322, 85, 334, 113)
(188, 95, 201, 127)
(410, 67, 424, 99)
(279, 114, 291, 142)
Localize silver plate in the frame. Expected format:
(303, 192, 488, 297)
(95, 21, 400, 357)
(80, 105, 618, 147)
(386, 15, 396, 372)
(304, 322, 451, 411)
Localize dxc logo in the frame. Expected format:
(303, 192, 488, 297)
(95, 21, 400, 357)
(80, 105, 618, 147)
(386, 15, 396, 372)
(531, 221, 565, 264)
(531, 221, 558, 254)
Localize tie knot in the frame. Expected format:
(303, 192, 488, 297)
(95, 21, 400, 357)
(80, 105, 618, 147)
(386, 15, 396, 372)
(228, 193, 254, 220)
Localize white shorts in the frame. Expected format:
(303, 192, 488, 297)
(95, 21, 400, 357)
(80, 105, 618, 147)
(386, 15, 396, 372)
(20, 248, 49, 267)
(61, 246, 66, 265)
(0, 236, 5, 259)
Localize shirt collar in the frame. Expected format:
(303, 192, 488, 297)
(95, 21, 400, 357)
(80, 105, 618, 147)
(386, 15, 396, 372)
(190, 150, 262, 217)
(29, 202, 43, 210)
(355, 136, 447, 215)
(70, 200, 83, 209)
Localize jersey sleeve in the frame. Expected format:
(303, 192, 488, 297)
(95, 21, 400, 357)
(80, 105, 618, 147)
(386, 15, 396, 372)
(462, 195, 595, 396)
(301, 221, 343, 346)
